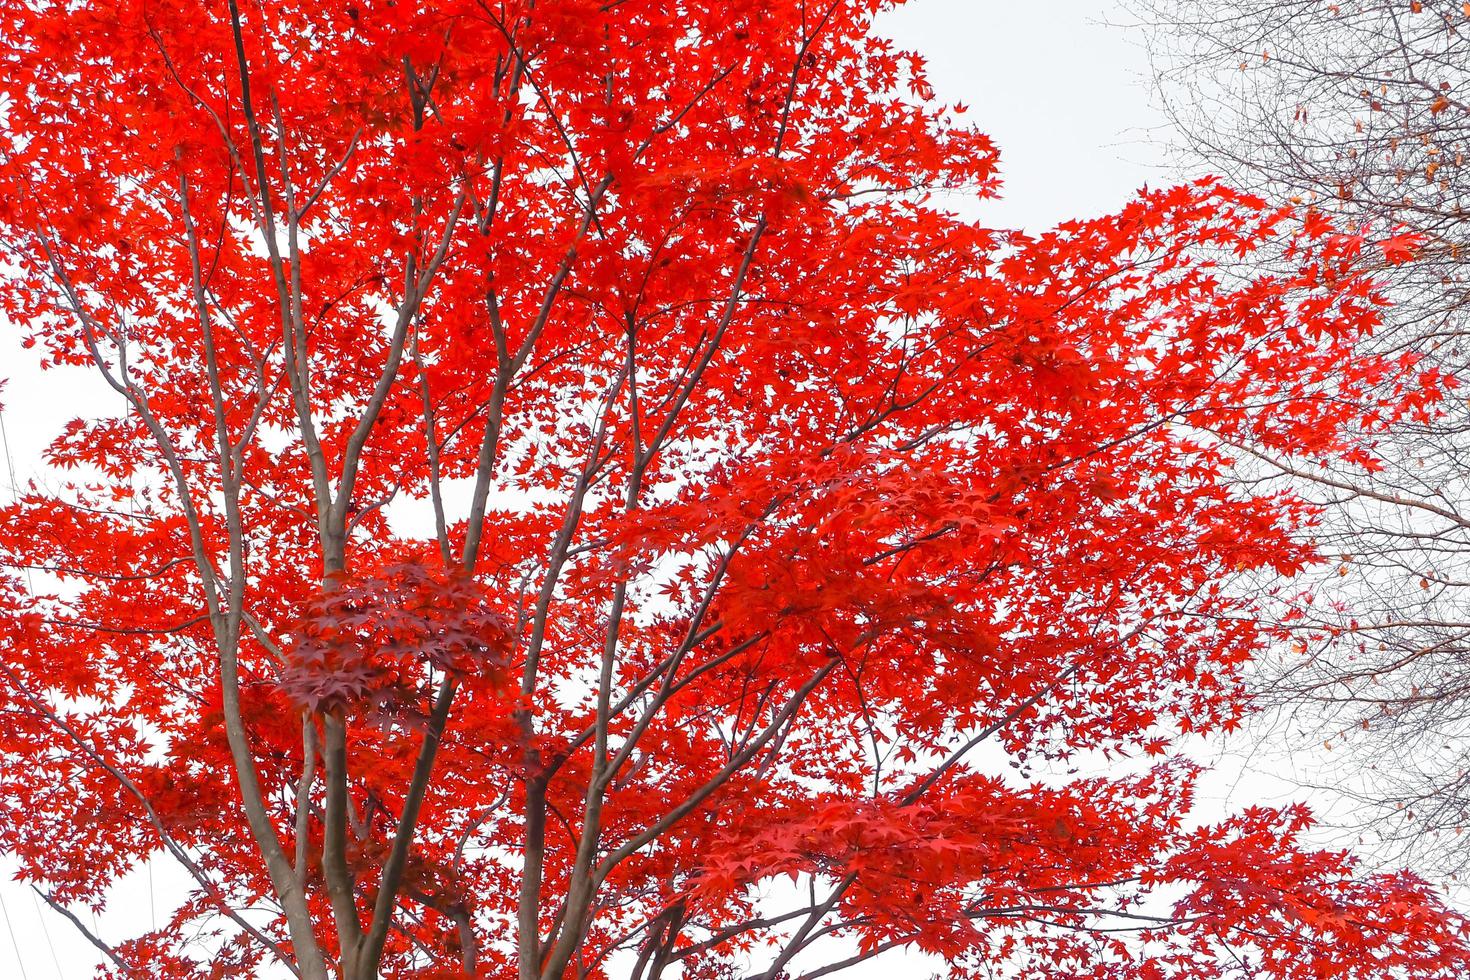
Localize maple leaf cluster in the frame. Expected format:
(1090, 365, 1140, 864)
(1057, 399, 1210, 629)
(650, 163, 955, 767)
(0, 1, 1462, 979)
(281, 560, 511, 718)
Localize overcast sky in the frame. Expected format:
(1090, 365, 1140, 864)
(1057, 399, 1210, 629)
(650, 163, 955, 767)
(0, 3, 1209, 976)
(880, 0, 1171, 228)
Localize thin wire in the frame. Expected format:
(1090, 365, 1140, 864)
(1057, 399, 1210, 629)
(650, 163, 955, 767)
(0, 407, 18, 493)
(3, 399, 55, 971)
(0, 889, 31, 980)
(0, 407, 32, 592)
(27, 890, 61, 979)
(0, 408, 35, 980)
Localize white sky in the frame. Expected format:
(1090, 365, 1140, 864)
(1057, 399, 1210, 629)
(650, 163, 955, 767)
(0, 3, 1304, 977)
(879, 0, 1170, 229)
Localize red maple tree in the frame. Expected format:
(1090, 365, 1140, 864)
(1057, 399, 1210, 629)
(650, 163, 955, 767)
(0, 1, 1465, 978)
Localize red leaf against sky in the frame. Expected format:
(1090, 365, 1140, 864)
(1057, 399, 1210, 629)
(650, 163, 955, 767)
(0, 2, 1463, 979)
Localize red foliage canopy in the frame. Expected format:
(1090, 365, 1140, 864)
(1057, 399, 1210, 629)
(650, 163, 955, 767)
(0, 1, 1463, 978)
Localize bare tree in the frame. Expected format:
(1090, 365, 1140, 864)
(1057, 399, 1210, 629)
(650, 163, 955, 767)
(1138, 0, 1470, 876)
